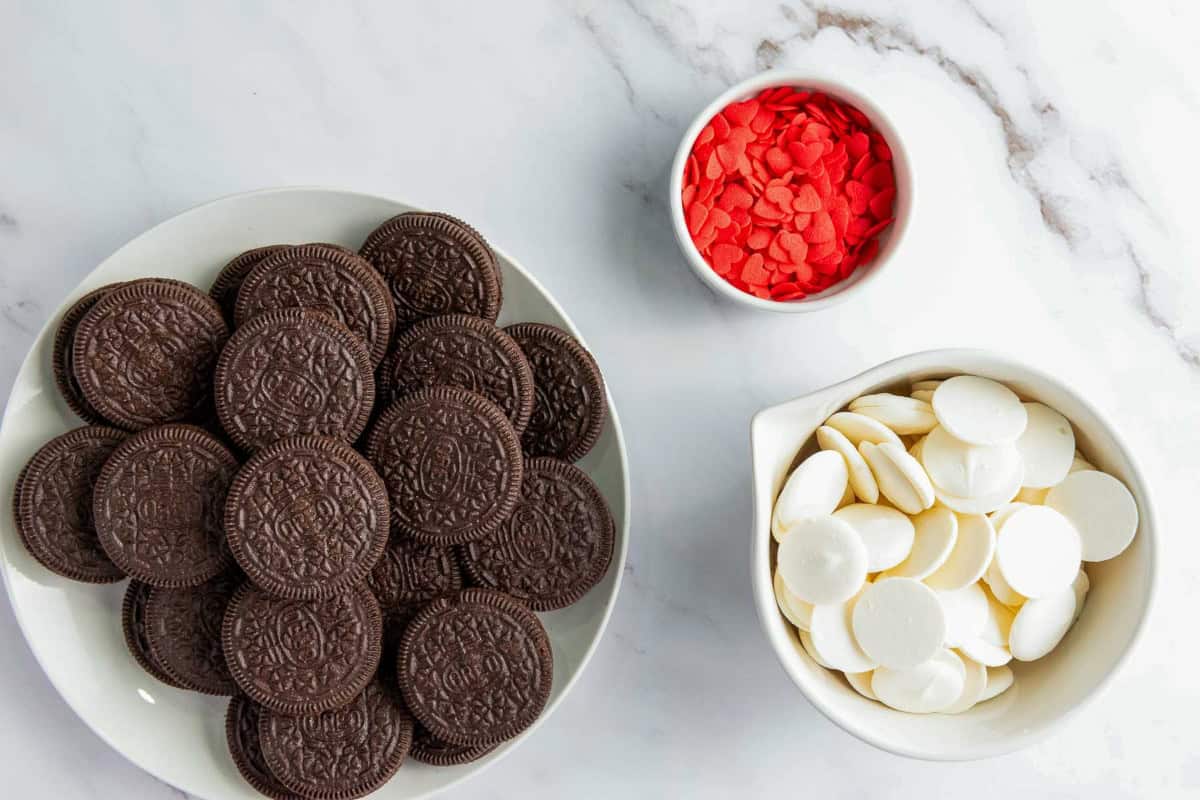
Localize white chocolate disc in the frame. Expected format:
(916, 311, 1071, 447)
(776, 515, 868, 605)
(860, 442, 934, 515)
(773, 568, 814, 631)
(921, 425, 1022, 500)
(816, 425, 879, 504)
(883, 507, 957, 580)
(1015, 402, 1075, 488)
(1045, 470, 1139, 562)
(934, 455, 1023, 515)
(936, 582, 989, 647)
(772, 450, 848, 541)
(995, 506, 1081, 598)
(988, 502, 1029, 530)
(798, 629, 833, 668)
(825, 411, 903, 448)
(845, 670, 877, 700)
(941, 651, 988, 714)
(979, 664, 1014, 702)
(852, 577, 946, 669)
(983, 558, 1025, 607)
(911, 389, 935, 403)
(924, 513, 996, 591)
(872, 649, 965, 714)
(833, 504, 914, 572)
(850, 393, 937, 435)
(1009, 584, 1077, 661)
(932, 376, 1028, 446)
(809, 592, 877, 672)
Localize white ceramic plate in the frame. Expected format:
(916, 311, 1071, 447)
(0, 187, 629, 799)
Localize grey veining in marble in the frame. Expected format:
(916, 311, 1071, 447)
(1, 1, 1197, 798)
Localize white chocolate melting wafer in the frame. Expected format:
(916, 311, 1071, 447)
(776, 515, 867, 605)
(1045, 470, 1138, 562)
(772, 450, 848, 542)
(932, 376, 1027, 446)
(852, 577, 946, 670)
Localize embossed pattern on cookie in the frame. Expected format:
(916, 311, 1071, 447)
(13, 425, 128, 583)
(359, 213, 501, 328)
(222, 583, 382, 715)
(504, 323, 606, 462)
(367, 536, 462, 629)
(93, 424, 237, 587)
(379, 314, 534, 435)
(225, 696, 304, 800)
(225, 435, 389, 599)
(234, 244, 395, 366)
(461, 457, 615, 611)
(71, 280, 228, 430)
(260, 678, 414, 800)
(364, 387, 522, 546)
(209, 245, 288, 323)
(145, 571, 241, 695)
(397, 588, 552, 746)
(214, 308, 375, 452)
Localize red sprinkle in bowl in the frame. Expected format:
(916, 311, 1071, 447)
(670, 72, 914, 312)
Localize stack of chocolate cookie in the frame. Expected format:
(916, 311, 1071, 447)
(13, 211, 615, 799)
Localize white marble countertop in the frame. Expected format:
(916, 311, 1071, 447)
(2, 1, 1197, 797)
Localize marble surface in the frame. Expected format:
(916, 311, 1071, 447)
(1, 0, 1196, 797)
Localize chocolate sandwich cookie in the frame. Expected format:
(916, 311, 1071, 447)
(71, 279, 228, 430)
(144, 571, 241, 695)
(364, 387, 522, 546)
(121, 580, 184, 688)
(225, 435, 389, 600)
(12, 426, 127, 583)
(209, 245, 288, 322)
(409, 721, 496, 767)
(359, 213, 501, 328)
(93, 424, 237, 587)
(397, 588, 552, 746)
(259, 678, 413, 800)
(235, 244, 395, 366)
(52, 283, 125, 424)
(214, 308, 375, 452)
(423, 212, 503, 305)
(222, 583, 382, 715)
(225, 696, 304, 800)
(460, 457, 614, 611)
(504, 323, 606, 462)
(367, 537, 463, 629)
(378, 314, 534, 435)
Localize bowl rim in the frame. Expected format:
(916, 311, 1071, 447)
(748, 347, 1158, 760)
(668, 70, 914, 313)
(0, 185, 633, 799)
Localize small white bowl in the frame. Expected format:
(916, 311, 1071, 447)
(749, 349, 1156, 760)
(669, 71, 914, 312)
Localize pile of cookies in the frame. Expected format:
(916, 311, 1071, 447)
(13, 211, 615, 798)
(771, 375, 1138, 714)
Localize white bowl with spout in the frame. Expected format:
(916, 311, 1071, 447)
(749, 349, 1156, 760)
